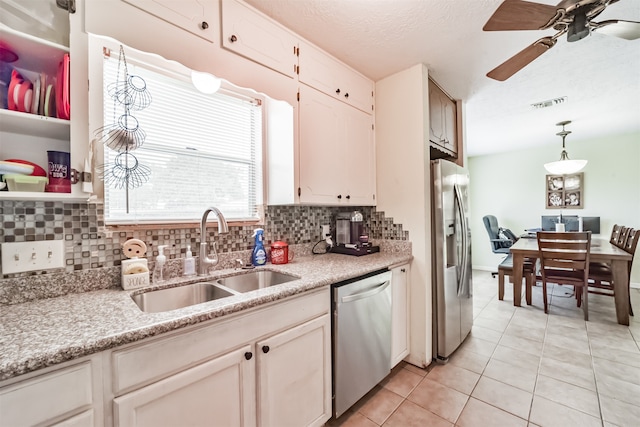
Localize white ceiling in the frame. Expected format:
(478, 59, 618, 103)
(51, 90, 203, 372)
(244, 0, 640, 157)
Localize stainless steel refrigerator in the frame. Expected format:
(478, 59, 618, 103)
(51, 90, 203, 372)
(431, 159, 473, 362)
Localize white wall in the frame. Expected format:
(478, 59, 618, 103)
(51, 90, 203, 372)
(375, 64, 432, 367)
(468, 132, 640, 285)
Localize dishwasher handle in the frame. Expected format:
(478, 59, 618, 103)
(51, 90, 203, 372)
(340, 280, 391, 303)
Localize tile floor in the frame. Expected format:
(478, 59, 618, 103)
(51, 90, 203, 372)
(329, 270, 640, 427)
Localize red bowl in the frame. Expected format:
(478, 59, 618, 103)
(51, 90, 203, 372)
(4, 159, 47, 177)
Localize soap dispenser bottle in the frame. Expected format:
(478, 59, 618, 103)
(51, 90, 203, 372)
(153, 245, 168, 284)
(251, 228, 267, 266)
(183, 245, 196, 276)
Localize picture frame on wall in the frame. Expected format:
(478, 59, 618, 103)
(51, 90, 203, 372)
(546, 173, 583, 209)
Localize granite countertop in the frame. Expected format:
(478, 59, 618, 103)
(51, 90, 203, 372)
(0, 251, 411, 381)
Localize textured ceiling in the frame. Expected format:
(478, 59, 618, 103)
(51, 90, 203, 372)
(244, 0, 640, 156)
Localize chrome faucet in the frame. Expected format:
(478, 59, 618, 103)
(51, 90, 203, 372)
(199, 207, 229, 275)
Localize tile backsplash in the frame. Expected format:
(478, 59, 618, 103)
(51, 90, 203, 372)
(0, 201, 408, 278)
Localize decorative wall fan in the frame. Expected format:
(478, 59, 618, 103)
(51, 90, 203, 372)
(483, 0, 640, 81)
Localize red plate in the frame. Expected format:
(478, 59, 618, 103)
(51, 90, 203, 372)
(4, 159, 47, 177)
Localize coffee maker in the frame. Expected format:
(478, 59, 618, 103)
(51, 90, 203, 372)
(331, 211, 380, 256)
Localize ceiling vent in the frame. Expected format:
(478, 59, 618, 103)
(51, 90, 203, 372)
(531, 96, 568, 109)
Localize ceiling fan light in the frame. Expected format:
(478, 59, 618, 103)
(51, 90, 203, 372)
(544, 159, 588, 175)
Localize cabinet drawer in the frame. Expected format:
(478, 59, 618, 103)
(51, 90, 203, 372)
(298, 39, 373, 114)
(112, 287, 330, 395)
(0, 361, 93, 426)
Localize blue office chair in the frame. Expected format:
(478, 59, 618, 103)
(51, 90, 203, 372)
(483, 215, 518, 277)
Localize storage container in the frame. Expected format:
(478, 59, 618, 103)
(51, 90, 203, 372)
(2, 174, 48, 192)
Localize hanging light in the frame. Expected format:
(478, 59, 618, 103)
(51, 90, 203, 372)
(191, 70, 221, 94)
(544, 120, 587, 174)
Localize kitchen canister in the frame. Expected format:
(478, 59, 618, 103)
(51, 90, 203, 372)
(270, 241, 294, 265)
(45, 150, 71, 193)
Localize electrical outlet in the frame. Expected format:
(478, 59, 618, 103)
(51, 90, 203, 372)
(1, 240, 65, 274)
(322, 224, 331, 238)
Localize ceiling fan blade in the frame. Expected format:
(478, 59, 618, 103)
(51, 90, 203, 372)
(487, 37, 556, 81)
(483, 0, 560, 31)
(594, 20, 640, 40)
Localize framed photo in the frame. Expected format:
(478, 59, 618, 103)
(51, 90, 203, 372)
(546, 173, 583, 209)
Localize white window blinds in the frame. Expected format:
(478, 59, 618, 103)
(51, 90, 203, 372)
(102, 54, 263, 223)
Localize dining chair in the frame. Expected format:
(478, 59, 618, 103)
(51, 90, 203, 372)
(589, 228, 638, 316)
(537, 231, 591, 320)
(609, 224, 622, 245)
(498, 254, 535, 305)
(615, 226, 631, 248)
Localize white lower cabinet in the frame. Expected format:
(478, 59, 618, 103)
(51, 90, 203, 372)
(391, 264, 410, 368)
(111, 288, 331, 427)
(257, 315, 331, 427)
(0, 356, 102, 427)
(114, 345, 256, 427)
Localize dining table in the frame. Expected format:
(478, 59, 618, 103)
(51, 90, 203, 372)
(510, 236, 633, 325)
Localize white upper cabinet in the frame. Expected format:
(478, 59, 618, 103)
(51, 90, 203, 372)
(221, 0, 298, 78)
(298, 39, 374, 114)
(299, 85, 376, 205)
(428, 78, 458, 157)
(123, 0, 216, 42)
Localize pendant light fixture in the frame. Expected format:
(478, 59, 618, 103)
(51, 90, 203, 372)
(544, 120, 587, 175)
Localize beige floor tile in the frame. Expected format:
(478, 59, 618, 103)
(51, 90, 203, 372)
(539, 357, 596, 391)
(448, 348, 490, 374)
(407, 378, 468, 423)
(590, 341, 640, 369)
(382, 400, 452, 427)
(544, 323, 589, 341)
(331, 410, 379, 427)
(546, 314, 586, 331)
(504, 323, 546, 342)
(379, 365, 423, 398)
(593, 357, 640, 386)
(474, 315, 510, 333)
(499, 334, 544, 357)
(426, 363, 480, 395)
(472, 325, 503, 343)
(471, 376, 533, 420)
(491, 344, 541, 372)
(543, 332, 591, 356)
(589, 334, 640, 354)
(483, 358, 537, 393)
(460, 336, 498, 357)
(534, 375, 600, 417)
(594, 372, 640, 406)
(542, 342, 593, 370)
(456, 397, 527, 427)
(529, 396, 602, 427)
(587, 321, 635, 340)
(402, 363, 428, 377)
(356, 386, 403, 425)
(599, 395, 640, 427)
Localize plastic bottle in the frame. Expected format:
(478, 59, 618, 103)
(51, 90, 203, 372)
(251, 229, 267, 266)
(153, 245, 168, 284)
(183, 244, 195, 276)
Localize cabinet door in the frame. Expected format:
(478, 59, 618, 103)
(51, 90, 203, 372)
(391, 264, 410, 368)
(114, 345, 256, 427)
(344, 105, 376, 205)
(298, 40, 373, 114)
(222, 0, 298, 78)
(298, 85, 346, 204)
(442, 97, 457, 154)
(123, 0, 216, 42)
(428, 80, 445, 146)
(257, 315, 332, 427)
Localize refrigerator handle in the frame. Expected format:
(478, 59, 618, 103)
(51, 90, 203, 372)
(454, 183, 469, 296)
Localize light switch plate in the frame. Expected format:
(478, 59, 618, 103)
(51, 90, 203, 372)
(1, 240, 65, 274)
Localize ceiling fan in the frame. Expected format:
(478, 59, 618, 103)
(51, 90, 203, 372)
(483, 0, 640, 81)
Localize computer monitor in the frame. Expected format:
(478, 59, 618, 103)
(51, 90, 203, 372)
(582, 217, 600, 234)
(541, 215, 600, 234)
(541, 215, 579, 231)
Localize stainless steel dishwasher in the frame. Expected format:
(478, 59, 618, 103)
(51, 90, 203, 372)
(332, 269, 392, 418)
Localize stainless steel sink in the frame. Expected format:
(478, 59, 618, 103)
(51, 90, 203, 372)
(216, 270, 298, 293)
(131, 282, 235, 313)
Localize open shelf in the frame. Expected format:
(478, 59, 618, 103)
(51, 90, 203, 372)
(0, 109, 70, 140)
(0, 191, 89, 202)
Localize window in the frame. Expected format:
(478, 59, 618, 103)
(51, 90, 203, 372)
(101, 50, 263, 223)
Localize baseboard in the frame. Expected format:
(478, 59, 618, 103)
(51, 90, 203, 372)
(632, 282, 639, 289)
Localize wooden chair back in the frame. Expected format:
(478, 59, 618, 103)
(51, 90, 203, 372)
(622, 228, 639, 274)
(616, 227, 631, 248)
(537, 231, 592, 319)
(610, 224, 622, 245)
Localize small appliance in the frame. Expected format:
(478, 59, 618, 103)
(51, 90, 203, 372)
(331, 211, 380, 256)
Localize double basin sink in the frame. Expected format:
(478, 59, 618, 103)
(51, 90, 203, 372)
(131, 270, 298, 313)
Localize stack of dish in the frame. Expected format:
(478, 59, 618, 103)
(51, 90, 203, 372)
(0, 159, 48, 192)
